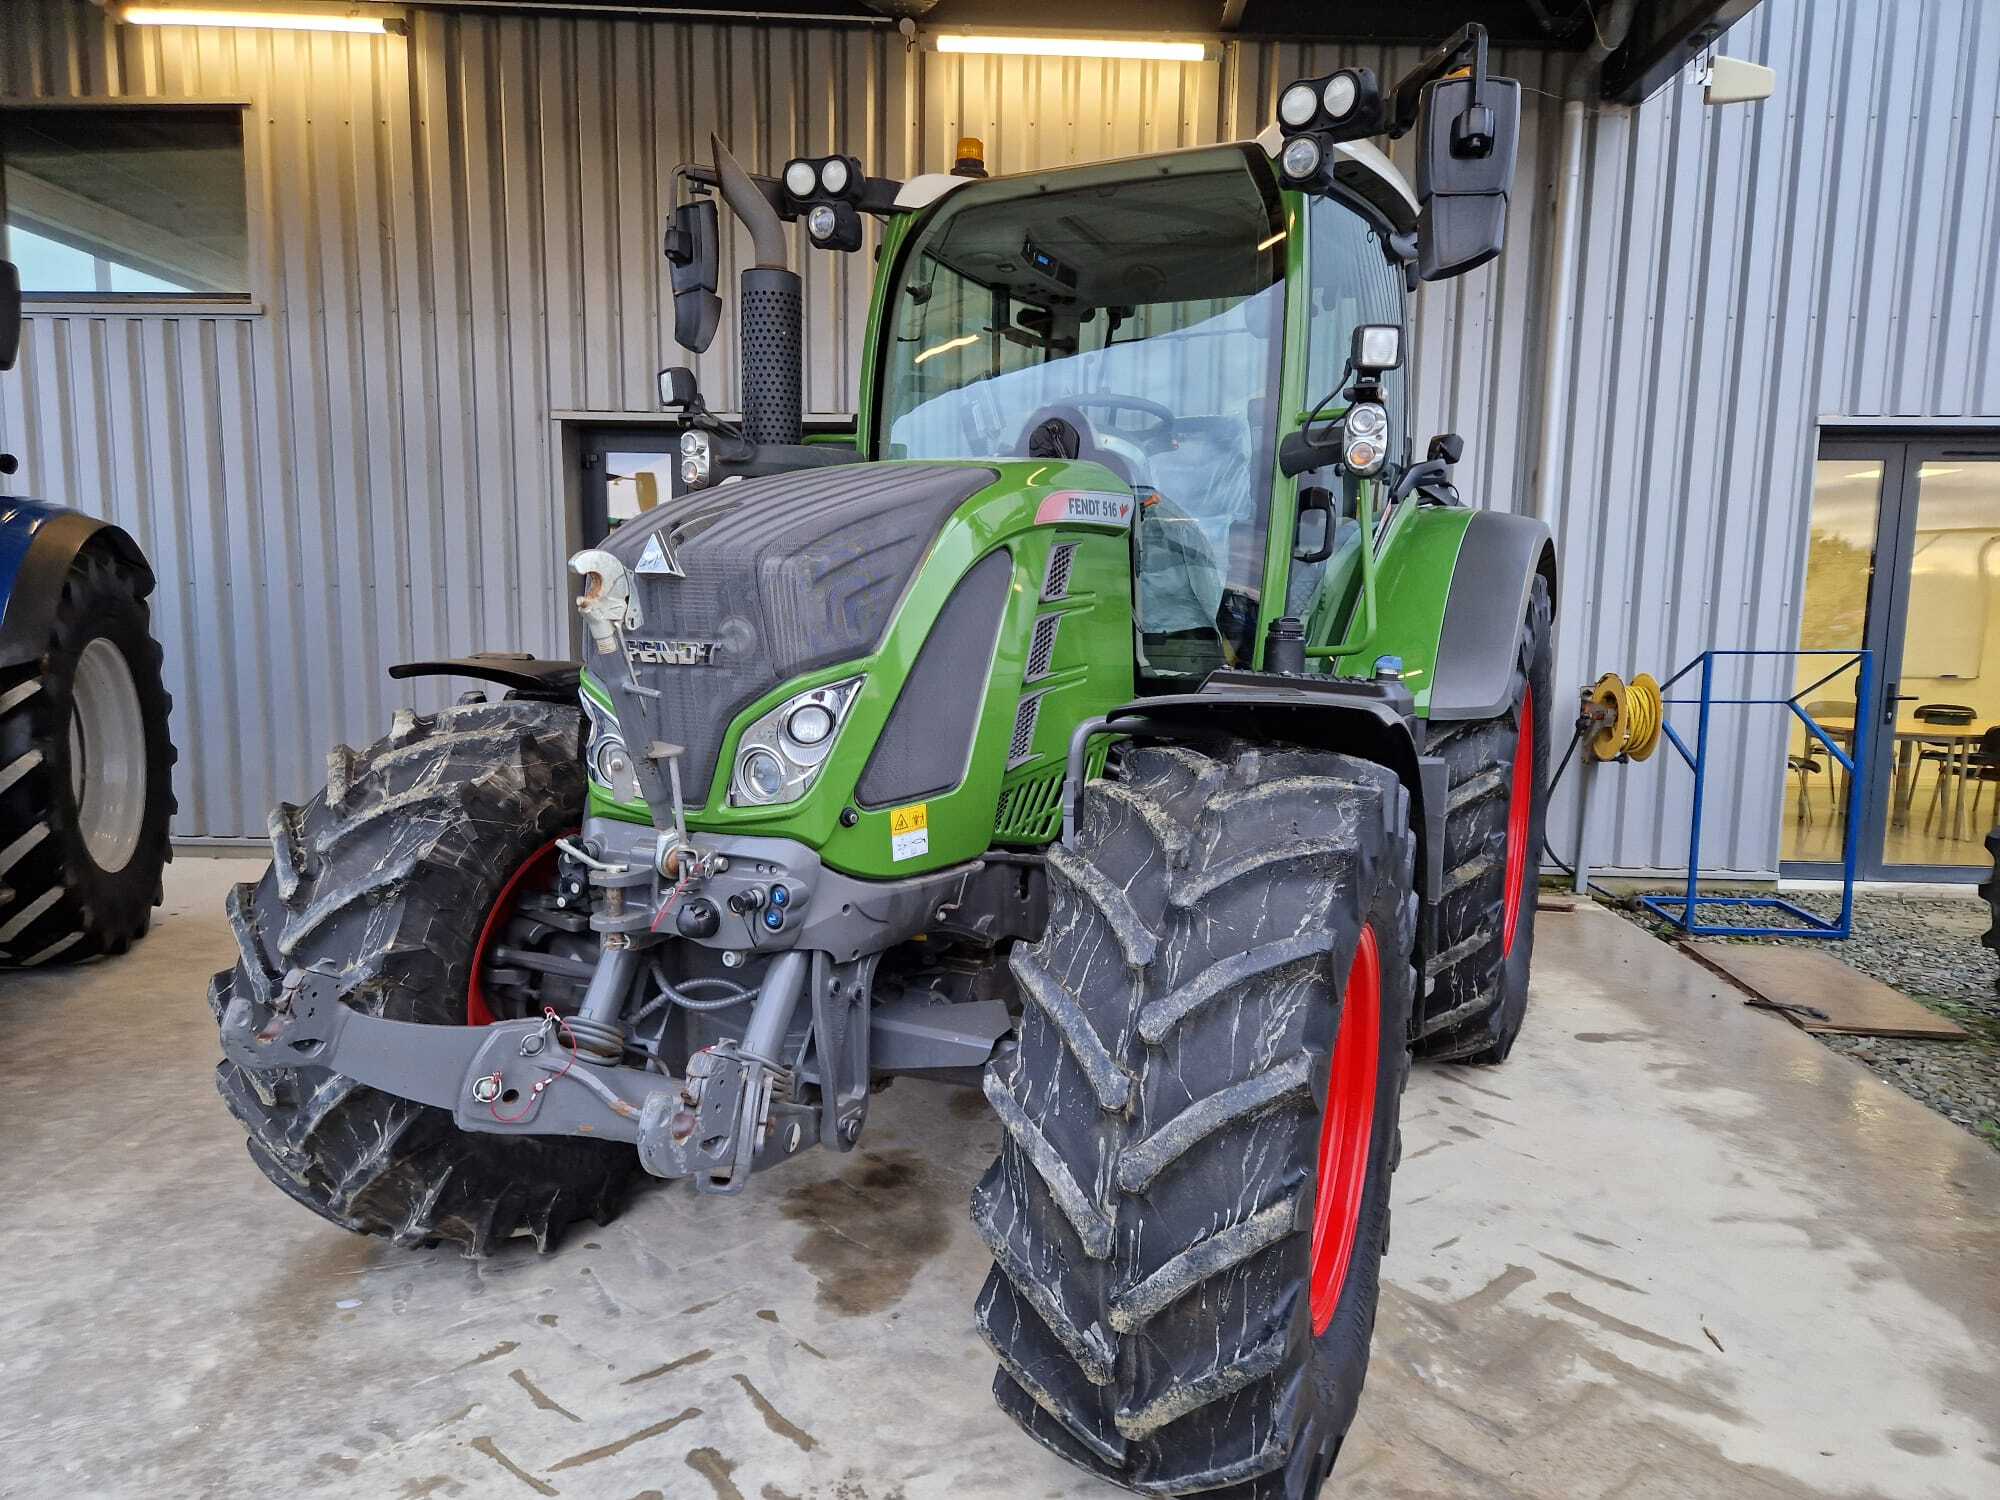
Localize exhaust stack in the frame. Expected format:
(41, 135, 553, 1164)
(713, 135, 803, 447)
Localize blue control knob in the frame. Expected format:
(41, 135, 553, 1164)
(768, 883, 791, 908)
(762, 906, 785, 932)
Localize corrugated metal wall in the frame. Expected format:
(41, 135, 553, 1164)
(3, 0, 1998, 870)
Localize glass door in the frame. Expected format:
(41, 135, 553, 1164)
(1783, 436, 2000, 879)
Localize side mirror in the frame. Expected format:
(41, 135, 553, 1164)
(664, 198, 721, 354)
(1427, 432, 1464, 465)
(658, 365, 699, 410)
(0, 260, 21, 372)
(1414, 72, 1520, 281)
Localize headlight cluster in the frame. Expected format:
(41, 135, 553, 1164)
(731, 677, 863, 808)
(679, 429, 711, 491)
(582, 690, 643, 804)
(1342, 401, 1389, 476)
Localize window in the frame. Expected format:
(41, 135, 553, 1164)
(2, 105, 249, 297)
(1306, 194, 1407, 440)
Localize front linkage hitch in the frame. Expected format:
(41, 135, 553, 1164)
(221, 820, 1030, 1194)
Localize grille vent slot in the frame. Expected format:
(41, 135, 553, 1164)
(1041, 543, 1077, 601)
(1008, 693, 1045, 767)
(1025, 614, 1062, 682)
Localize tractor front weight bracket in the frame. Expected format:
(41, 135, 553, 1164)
(219, 965, 822, 1188)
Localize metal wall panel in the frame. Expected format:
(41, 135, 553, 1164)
(3, 0, 1997, 872)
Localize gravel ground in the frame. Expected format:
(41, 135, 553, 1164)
(1615, 888, 2000, 1152)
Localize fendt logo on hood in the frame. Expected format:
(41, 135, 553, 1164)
(624, 638, 719, 667)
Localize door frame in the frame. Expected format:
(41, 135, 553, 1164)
(1784, 430, 2000, 882)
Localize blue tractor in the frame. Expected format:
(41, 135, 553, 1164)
(0, 251, 175, 965)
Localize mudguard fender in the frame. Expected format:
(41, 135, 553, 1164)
(1428, 509, 1557, 722)
(0, 500, 154, 672)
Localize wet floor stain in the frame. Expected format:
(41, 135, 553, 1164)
(1888, 1427, 1946, 1455)
(457, 1339, 519, 1370)
(733, 1373, 819, 1450)
(547, 1407, 701, 1472)
(1538, 1250, 1646, 1295)
(777, 1150, 950, 1316)
(1543, 1291, 1701, 1354)
(396, 1476, 461, 1499)
(948, 1090, 991, 1120)
(687, 1446, 746, 1500)
(622, 1347, 713, 1385)
(508, 1367, 583, 1422)
(468, 1436, 556, 1496)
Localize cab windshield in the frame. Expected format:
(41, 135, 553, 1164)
(876, 146, 1286, 676)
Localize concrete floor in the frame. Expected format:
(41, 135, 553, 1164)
(3, 860, 1998, 1500)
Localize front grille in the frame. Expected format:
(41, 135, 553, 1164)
(1042, 543, 1077, 601)
(1025, 613, 1062, 682)
(995, 766, 1066, 843)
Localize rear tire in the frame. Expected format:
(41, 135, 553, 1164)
(973, 739, 1418, 1498)
(209, 699, 636, 1255)
(1413, 574, 1553, 1064)
(0, 543, 175, 966)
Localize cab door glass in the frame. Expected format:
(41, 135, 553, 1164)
(1293, 197, 1408, 621)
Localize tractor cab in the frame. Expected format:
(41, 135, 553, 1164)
(661, 22, 1517, 692)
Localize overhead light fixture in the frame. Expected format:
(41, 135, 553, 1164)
(121, 5, 403, 34)
(935, 35, 1207, 63)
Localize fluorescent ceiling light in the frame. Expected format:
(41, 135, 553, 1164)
(121, 6, 394, 32)
(935, 35, 1207, 63)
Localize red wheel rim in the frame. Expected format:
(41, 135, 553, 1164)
(1502, 685, 1535, 957)
(467, 837, 568, 1026)
(1309, 923, 1381, 1337)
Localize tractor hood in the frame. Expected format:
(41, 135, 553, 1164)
(589, 461, 997, 810)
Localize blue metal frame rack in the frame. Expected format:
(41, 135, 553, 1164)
(1637, 648, 1872, 939)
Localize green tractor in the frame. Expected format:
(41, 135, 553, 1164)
(213, 26, 1551, 1497)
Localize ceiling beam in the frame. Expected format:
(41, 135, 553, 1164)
(1218, 0, 1248, 31)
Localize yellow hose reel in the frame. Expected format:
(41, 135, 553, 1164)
(1583, 671, 1663, 762)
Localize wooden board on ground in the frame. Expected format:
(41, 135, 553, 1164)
(1537, 892, 1579, 913)
(1682, 942, 1967, 1040)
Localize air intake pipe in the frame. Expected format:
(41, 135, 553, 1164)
(713, 134, 803, 447)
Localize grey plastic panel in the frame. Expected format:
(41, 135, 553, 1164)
(598, 462, 996, 805)
(1427, 509, 1554, 722)
(855, 547, 1013, 808)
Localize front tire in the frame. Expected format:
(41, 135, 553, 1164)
(973, 739, 1418, 1498)
(1414, 574, 1553, 1064)
(0, 544, 175, 966)
(209, 699, 636, 1255)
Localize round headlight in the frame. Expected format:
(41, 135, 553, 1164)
(1345, 438, 1384, 474)
(1278, 82, 1319, 129)
(783, 160, 817, 198)
(806, 204, 839, 242)
(1322, 72, 1358, 120)
(679, 429, 702, 455)
(1345, 402, 1386, 438)
(738, 747, 787, 803)
(681, 455, 705, 488)
(819, 157, 850, 195)
(1280, 135, 1323, 181)
(786, 702, 835, 746)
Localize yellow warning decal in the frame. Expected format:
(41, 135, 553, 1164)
(890, 802, 930, 861)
